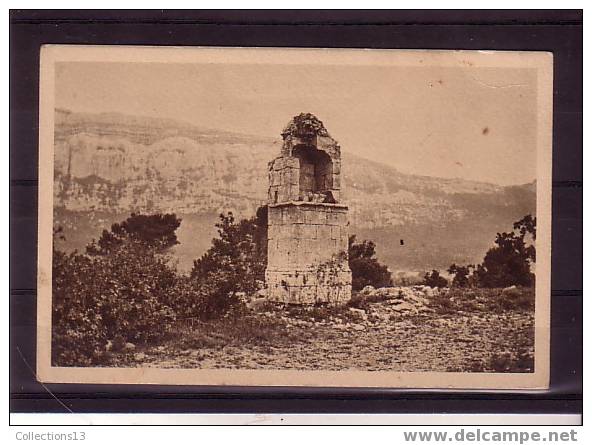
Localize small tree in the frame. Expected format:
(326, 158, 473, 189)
(52, 235, 178, 366)
(423, 270, 448, 288)
(447, 264, 473, 288)
(52, 214, 185, 366)
(514, 214, 536, 242)
(87, 213, 181, 255)
(473, 214, 536, 288)
(348, 235, 393, 291)
(190, 207, 268, 317)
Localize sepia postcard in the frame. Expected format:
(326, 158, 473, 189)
(37, 45, 552, 389)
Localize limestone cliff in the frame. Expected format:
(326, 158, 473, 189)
(53, 109, 536, 273)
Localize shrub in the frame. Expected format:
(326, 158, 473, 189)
(52, 238, 177, 366)
(190, 270, 245, 320)
(447, 264, 472, 288)
(472, 215, 536, 288)
(192, 209, 267, 298)
(348, 235, 393, 291)
(422, 270, 448, 288)
(52, 249, 107, 366)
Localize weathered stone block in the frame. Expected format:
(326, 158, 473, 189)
(268, 207, 281, 225)
(330, 225, 339, 240)
(273, 157, 286, 171)
(285, 157, 300, 169)
(317, 225, 331, 241)
(332, 175, 341, 189)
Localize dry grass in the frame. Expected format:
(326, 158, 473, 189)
(171, 313, 293, 349)
(428, 287, 534, 315)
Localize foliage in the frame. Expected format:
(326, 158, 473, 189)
(447, 264, 473, 288)
(190, 270, 246, 320)
(445, 214, 537, 289)
(86, 213, 181, 255)
(422, 269, 448, 288)
(52, 223, 179, 366)
(473, 214, 536, 288)
(514, 214, 536, 242)
(348, 235, 393, 291)
(190, 207, 268, 317)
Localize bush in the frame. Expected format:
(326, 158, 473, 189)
(348, 235, 393, 291)
(192, 209, 267, 293)
(189, 209, 268, 318)
(52, 249, 107, 366)
(472, 215, 536, 288)
(422, 270, 448, 288)
(190, 270, 245, 320)
(447, 264, 472, 288)
(52, 238, 178, 366)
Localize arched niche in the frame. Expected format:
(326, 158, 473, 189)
(292, 145, 334, 199)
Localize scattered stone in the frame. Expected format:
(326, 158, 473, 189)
(133, 352, 146, 361)
(352, 324, 366, 331)
(502, 285, 521, 297)
(348, 307, 368, 320)
(124, 342, 136, 352)
(247, 297, 268, 312)
(362, 285, 375, 294)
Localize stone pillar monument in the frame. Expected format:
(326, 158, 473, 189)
(265, 113, 352, 305)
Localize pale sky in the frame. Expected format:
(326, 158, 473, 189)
(55, 61, 538, 185)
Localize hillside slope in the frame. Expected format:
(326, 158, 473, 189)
(53, 109, 536, 274)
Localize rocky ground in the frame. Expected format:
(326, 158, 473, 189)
(110, 286, 535, 373)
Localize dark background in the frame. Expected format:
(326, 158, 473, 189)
(9, 10, 583, 420)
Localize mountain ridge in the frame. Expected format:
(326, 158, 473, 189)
(53, 109, 536, 274)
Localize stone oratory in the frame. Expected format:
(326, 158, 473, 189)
(265, 113, 352, 305)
